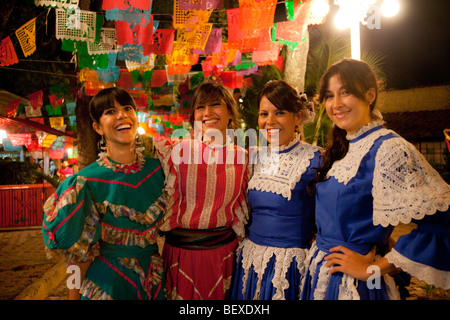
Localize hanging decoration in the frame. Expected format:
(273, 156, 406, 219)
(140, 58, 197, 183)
(5, 99, 22, 118)
(55, 8, 97, 42)
(35, 0, 79, 8)
(15, 18, 37, 57)
(0, 0, 328, 151)
(0, 37, 19, 67)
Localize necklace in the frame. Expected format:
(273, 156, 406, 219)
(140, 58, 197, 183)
(97, 152, 145, 174)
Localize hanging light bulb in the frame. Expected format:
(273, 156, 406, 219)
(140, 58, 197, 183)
(311, 0, 330, 19)
(334, 8, 350, 29)
(381, 0, 400, 17)
(137, 126, 146, 135)
(0, 130, 7, 144)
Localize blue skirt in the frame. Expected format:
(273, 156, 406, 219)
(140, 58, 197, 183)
(231, 238, 308, 300)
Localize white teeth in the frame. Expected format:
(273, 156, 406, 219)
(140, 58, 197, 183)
(204, 119, 217, 124)
(116, 124, 131, 130)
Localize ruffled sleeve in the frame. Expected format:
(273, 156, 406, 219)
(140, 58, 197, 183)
(42, 174, 101, 264)
(154, 139, 178, 231)
(231, 146, 250, 239)
(372, 137, 450, 289)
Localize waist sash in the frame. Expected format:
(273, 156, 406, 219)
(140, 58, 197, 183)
(164, 226, 236, 250)
(316, 235, 373, 255)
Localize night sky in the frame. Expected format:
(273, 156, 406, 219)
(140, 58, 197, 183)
(359, 0, 450, 90)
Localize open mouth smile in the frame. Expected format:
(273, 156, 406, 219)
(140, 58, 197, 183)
(115, 123, 132, 131)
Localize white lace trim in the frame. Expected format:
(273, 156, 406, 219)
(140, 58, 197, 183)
(346, 119, 385, 141)
(248, 140, 320, 200)
(326, 127, 392, 185)
(267, 133, 303, 152)
(237, 238, 308, 300)
(372, 137, 450, 227)
(302, 243, 401, 300)
(386, 249, 450, 290)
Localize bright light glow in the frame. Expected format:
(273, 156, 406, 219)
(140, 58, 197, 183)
(137, 127, 146, 135)
(0, 130, 7, 143)
(381, 0, 400, 17)
(350, 22, 361, 60)
(334, 9, 350, 29)
(311, 0, 330, 19)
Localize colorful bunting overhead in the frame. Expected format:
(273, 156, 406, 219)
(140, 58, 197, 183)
(0, 0, 328, 151)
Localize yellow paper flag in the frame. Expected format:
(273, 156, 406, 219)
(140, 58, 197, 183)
(15, 18, 36, 57)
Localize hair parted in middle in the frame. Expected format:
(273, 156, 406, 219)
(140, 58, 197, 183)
(189, 81, 241, 130)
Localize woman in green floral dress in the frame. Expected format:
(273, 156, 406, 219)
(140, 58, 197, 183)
(42, 87, 166, 300)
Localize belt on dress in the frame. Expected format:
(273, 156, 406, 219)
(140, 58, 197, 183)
(316, 235, 373, 255)
(164, 226, 236, 250)
(99, 241, 159, 258)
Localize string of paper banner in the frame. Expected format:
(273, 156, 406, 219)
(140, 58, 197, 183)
(0, 0, 327, 159)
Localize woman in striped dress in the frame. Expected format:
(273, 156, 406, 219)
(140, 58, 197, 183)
(156, 82, 249, 300)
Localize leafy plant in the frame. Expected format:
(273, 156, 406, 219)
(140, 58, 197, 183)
(303, 24, 386, 147)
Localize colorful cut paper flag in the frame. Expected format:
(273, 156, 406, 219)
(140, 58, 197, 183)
(25, 104, 42, 118)
(35, 0, 80, 8)
(142, 29, 174, 55)
(0, 36, 19, 66)
(65, 101, 76, 115)
(178, 0, 223, 10)
(27, 90, 44, 110)
(15, 18, 36, 57)
(5, 99, 21, 117)
(49, 94, 64, 109)
(151, 69, 168, 87)
(8, 133, 32, 146)
(49, 117, 64, 128)
(102, 0, 152, 10)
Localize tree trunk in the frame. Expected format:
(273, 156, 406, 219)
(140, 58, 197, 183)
(282, 30, 309, 93)
(75, 0, 98, 170)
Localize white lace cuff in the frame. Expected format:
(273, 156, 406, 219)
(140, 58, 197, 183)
(386, 248, 450, 290)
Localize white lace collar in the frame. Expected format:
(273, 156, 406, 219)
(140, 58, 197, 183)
(267, 133, 302, 153)
(248, 140, 319, 200)
(327, 126, 392, 185)
(346, 119, 385, 141)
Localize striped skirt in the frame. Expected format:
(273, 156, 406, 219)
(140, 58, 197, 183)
(162, 227, 237, 300)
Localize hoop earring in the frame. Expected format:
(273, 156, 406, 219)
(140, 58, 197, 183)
(135, 134, 145, 154)
(97, 136, 107, 158)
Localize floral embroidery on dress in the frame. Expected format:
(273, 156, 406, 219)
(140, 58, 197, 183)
(97, 152, 145, 174)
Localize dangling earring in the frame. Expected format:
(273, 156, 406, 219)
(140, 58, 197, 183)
(134, 134, 145, 154)
(97, 136, 107, 158)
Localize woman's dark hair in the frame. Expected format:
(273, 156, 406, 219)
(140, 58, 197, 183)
(309, 58, 381, 193)
(257, 80, 309, 135)
(89, 87, 137, 123)
(189, 81, 240, 129)
(257, 80, 306, 114)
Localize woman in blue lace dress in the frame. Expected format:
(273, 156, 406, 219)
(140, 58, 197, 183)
(301, 58, 450, 300)
(232, 80, 320, 300)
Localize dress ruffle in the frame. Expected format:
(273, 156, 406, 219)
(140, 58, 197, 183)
(372, 137, 450, 227)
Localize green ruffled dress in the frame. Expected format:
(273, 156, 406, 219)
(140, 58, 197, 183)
(42, 154, 166, 300)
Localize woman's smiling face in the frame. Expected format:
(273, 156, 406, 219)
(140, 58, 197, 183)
(258, 96, 301, 146)
(193, 98, 232, 143)
(93, 99, 138, 148)
(324, 75, 374, 135)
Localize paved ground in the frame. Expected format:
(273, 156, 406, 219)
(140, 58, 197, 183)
(0, 227, 62, 300)
(0, 224, 449, 300)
